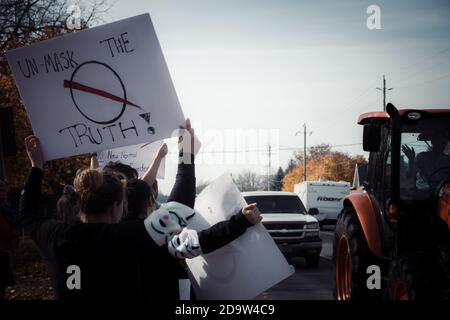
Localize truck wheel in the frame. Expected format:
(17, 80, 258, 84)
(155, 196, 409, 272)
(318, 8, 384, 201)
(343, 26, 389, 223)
(333, 206, 379, 300)
(388, 254, 440, 300)
(305, 254, 320, 268)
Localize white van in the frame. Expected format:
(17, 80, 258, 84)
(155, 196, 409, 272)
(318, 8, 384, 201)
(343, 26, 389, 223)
(294, 181, 350, 226)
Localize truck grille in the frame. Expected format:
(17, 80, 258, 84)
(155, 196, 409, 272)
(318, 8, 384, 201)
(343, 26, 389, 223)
(264, 223, 304, 230)
(263, 222, 305, 239)
(269, 230, 304, 237)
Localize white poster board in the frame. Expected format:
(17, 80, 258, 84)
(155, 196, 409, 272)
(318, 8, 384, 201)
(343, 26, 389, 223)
(186, 173, 294, 300)
(6, 14, 184, 160)
(97, 140, 165, 179)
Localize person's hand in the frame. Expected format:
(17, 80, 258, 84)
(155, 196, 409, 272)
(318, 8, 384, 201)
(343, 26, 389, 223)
(24, 135, 44, 169)
(157, 143, 168, 159)
(178, 118, 201, 157)
(402, 145, 415, 161)
(242, 203, 262, 225)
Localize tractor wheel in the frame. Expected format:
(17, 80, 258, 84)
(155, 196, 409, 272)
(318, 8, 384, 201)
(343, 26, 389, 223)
(333, 206, 380, 300)
(388, 254, 440, 300)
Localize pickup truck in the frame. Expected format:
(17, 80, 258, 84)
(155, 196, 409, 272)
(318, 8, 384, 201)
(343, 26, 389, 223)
(242, 191, 322, 267)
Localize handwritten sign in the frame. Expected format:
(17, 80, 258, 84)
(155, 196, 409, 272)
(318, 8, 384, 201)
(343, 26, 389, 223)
(97, 140, 165, 179)
(6, 14, 184, 160)
(186, 173, 294, 300)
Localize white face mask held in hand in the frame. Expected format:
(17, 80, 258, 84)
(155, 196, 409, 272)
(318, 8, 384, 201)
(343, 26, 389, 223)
(143, 201, 196, 246)
(168, 227, 202, 259)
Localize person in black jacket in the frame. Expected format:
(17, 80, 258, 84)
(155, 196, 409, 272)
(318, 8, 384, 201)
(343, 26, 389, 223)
(19, 121, 261, 300)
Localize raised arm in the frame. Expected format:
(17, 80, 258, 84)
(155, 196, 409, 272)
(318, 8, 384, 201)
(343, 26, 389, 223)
(167, 119, 200, 208)
(402, 145, 416, 179)
(19, 136, 67, 248)
(140, 143, 168, 185)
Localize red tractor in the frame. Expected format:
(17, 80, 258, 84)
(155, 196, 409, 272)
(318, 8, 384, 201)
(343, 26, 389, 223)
(333, 104, 450, 300)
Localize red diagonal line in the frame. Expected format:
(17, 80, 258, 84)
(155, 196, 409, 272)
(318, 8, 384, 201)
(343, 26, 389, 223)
(64, 80, 143, 110)
(140, 141, 152, 148)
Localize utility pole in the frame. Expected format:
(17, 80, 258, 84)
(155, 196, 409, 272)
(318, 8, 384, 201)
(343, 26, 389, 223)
(295, 123, 313, 182)
(267, 144, 271, 191)
(376, 75, 393, 111)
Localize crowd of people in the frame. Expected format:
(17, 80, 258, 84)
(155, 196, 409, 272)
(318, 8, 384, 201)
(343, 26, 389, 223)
(0, 118, 262, 300)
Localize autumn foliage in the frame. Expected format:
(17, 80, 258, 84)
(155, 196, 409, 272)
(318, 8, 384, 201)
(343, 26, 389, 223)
(282, 151, 367, 192)
(1, 28, 89, 194)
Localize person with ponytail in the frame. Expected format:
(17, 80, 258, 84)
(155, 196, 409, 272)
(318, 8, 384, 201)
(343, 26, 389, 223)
(19, 119, 262, 300)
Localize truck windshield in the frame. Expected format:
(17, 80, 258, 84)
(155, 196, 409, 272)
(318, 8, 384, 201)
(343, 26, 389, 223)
(244, 195, 307, 214)
(399, 116, 450, 200)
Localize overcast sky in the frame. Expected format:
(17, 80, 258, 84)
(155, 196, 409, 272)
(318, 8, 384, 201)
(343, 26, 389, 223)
(93, 0, 450, 193)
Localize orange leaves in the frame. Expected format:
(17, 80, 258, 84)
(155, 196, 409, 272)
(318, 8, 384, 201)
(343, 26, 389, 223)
(1, 31, 90, 193)
(282, 151, 367, 191)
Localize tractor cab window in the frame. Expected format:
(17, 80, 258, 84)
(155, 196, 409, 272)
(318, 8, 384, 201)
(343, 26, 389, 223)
(400, 117, 450, 200)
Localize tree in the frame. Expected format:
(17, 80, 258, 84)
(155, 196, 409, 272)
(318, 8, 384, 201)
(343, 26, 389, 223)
(308, 143, 332, 160)
(282, 147, 367, 192)
(285, 158, 297, 174)
(270, 166, 284, 191)
(0, 0, 110, 191)
(0, 0, 110, 58)
(234, 170, 262, 192)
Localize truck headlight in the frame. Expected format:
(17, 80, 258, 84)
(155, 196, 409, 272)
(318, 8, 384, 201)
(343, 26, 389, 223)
(305, 223, 319, 229)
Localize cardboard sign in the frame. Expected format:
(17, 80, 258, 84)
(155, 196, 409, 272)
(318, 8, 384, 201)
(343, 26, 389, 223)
(186, 173, 294, 300)
(97, 140, 165, 179)
(6, 14, 184, 160)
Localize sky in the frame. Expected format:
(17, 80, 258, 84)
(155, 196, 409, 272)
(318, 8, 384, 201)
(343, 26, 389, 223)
(88, 0, 450, 194)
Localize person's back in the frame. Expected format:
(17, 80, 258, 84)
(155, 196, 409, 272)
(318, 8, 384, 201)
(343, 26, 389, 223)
(125, 178, 183, 300)
(56, 185, 80, 224)
(20, 127, 260, 300)
(20, 163, 156, 299)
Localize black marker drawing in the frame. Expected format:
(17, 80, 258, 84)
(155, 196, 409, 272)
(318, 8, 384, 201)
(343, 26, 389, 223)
(139, 112, 155, 134)
(64, 60, 143, 125)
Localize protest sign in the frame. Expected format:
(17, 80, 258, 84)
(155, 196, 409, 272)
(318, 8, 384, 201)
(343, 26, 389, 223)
(97, 140, 165, 179)
(6, 14, 184, 160)
(186, 173, 294, 300)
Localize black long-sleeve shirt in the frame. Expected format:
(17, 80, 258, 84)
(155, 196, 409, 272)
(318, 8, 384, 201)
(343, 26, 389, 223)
(19, 161, 252, 300)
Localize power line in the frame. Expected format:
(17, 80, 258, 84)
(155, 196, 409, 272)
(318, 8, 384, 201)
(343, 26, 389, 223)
(189, 142, 363, 155)
(394, 55, 450, 85)
(345, 46, 450, 112)
(386, 46, 450, 77)
(396, 71, 450, 89)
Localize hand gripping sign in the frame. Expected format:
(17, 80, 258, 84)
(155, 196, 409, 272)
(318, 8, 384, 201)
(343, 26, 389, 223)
(185, 173, 294, 300)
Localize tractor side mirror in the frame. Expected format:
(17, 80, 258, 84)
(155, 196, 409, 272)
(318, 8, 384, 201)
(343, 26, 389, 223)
(308, 208, 319, 215)
(363, 125, 381, 152)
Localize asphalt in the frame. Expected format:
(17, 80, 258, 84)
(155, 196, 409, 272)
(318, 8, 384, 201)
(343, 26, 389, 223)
(255, 228, 335, 300)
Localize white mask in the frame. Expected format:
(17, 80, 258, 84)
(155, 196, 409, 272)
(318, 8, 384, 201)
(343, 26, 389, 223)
(143, 201, 196, 246)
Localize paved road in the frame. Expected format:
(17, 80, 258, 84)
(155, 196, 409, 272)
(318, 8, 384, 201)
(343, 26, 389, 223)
(256, 228, 335, 300)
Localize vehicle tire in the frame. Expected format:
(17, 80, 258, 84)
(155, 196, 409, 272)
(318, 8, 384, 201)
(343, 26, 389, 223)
(305, 254, 320, 268)
(388, 254, 440, 300)
(333, 206, 381, 300)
